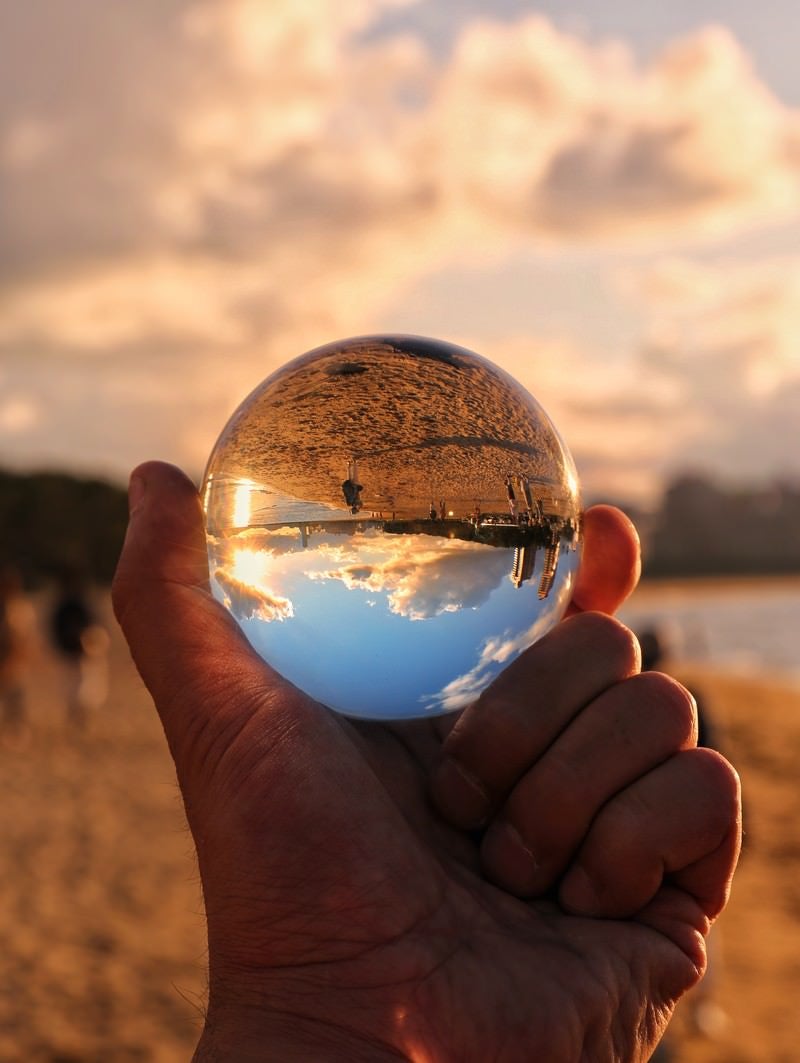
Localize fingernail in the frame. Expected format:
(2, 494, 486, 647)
(482, 820, 538, 894)
(128, 473, 146, 515)
(432, 757, 490, 828)
(560, 866, 599, 915)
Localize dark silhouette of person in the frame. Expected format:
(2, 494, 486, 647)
(638, 627, 719, 749)
(342, 458, 364, 514)
(637, 624, 730, 1042)
(49, 572, 108, 728)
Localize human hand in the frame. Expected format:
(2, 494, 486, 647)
(113, 462, 740, 1063)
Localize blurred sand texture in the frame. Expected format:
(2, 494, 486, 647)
(0, 591, 798, 1061)
(0, 594, 206, 1063)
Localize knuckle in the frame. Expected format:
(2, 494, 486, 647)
(631, 671, 698, 747)
(692, 747, 742, 816)
(573, 611, 641, 676)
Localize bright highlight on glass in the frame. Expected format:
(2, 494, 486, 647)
(202, 335, 583, 720)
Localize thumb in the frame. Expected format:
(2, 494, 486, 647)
(112, 463, 422, 944)
(567, 504, 641, 617)
(111, 461, 322, 772)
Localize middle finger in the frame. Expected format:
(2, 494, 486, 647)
(480, 671, 697, 896)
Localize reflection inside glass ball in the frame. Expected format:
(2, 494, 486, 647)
(202, 335, 583, 720)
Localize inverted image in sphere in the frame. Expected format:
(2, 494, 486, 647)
(203, 335, 583, 720)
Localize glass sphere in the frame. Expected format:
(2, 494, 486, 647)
(202, 335, 583, 720)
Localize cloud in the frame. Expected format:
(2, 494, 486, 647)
(550, 254, 800, 499)
(0, 258, 268, 350)
(5, 11, 799, 342)
(536, 30, 800, 238)
(432, 21, 800, 242)
(631, 256, 800, 473)
(213, 566, 294, 623)
(2, 5, 800, 490)
(308, 534, 510, 620)
(420, 590, 565, 712)
(0, 393, 40, 434)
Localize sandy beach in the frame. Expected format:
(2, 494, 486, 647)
(1, 594, 798, 1062)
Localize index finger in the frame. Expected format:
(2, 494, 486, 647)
(567, 505, 640, 617)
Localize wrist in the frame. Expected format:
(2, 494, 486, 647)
(193, 1005, 406, 1063)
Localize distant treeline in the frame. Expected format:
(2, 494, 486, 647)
(0, 469, 129, 587)
(2, 468, 800, 587)
(642, 475, 800, 578)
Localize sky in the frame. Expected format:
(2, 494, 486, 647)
(1, 0, 800, 505)
(210, 524, 579, 717)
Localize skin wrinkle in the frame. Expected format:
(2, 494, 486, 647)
(205, 898, 487, 1059)
(206, 813, 454, 971)
(210, 872, 600, 1058)
(201, 1002, 412, 1062)
(576, 945, 651, 1063)
(179, 685, 264, 779)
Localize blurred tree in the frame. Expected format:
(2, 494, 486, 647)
(645, 474, 800, 577)
(0, 470, 128, 587)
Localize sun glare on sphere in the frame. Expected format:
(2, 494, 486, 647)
(231, 547, 269, 588)
(233, 481, 256, 527)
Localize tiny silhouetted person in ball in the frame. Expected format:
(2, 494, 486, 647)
(342, 478, 363, 514)
(49, 570, 109, 729)
(342, 458, 364, 514)
(505, 475, 518, 521)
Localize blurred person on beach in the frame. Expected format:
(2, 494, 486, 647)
(48, 570, 109, 729)
(113, 462, 741, 1063)
(638, 627, 722, 753)
(0, 564, 35, 739)
(638, 624, 730, 1043)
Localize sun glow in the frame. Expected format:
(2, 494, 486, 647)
(232, 481, 256, 527)
(231, 546, 269, 587)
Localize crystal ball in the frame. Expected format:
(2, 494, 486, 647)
(202, 335, 583, 720)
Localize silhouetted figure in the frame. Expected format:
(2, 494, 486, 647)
(0, 566, 34, 737)
(342, 458, 363, 514)
(342, 479, 362, 513)
(49, 574, 109, 729)
(638, 627, 719, 750)
(429, 502, 437, 520)
(637, 624, 728, 1043)
(520, 477, 535, 518)
(505, 476, 518, 521)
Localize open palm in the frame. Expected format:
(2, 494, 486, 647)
(114, 463, 740, 1063)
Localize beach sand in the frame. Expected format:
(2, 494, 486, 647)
(1, 597, 798, 1062)
(206, 338, 579, 521)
